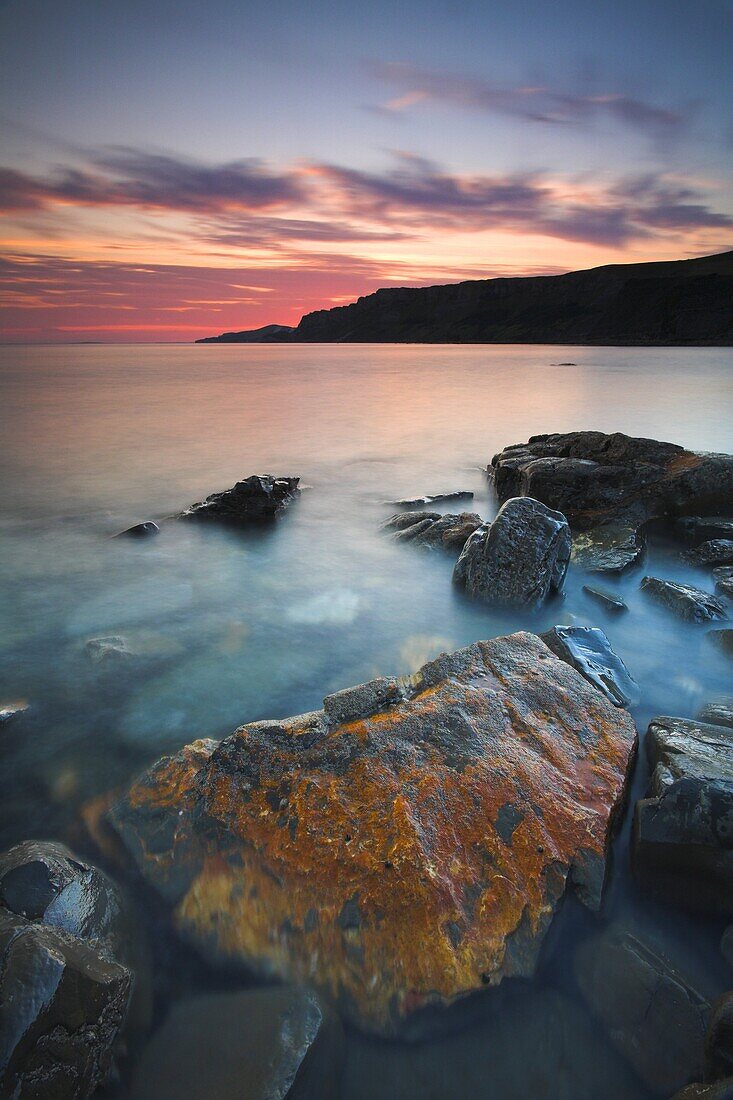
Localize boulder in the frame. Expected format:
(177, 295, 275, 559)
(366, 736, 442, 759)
(541, 626, 639, 707)
(714, 568, 733, 599)
(707, 993, 733, 1084)
(582, 585, 627, 612)
(697, 701, 733, 730)
(179, 474, 300, 523)
(684, 541, 733, 567)
(574, 926, 709, 1096)
(709, 631, 733, 658)
(115, 521, 159, 539)
(0, 908, 132, 1099)
(640, 577, 728, 623)
(571, 522, 646, 574)
(109, 632, 637, 1035)
(676, 518, 733, 545)
(388, 491, 474, 508)
(632, 716, 733, 914)
(129, 987, 343, 1100)
(453, 498, 571, 609)
(382, 511, 482, 551)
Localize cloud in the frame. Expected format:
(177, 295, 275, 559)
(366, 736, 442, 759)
(366, 61, 696, 142)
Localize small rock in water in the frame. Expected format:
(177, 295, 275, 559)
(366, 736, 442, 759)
(708, 630, 733, 658)
(574, 925, 709, 1097)
(388, 490, 474, 508)
(129, 987, 343, 1100)
(582, 585, 628, 612)
(697, 700, 733, 730)
(383, 510, 482, 551)
(453, 497, 571, 609)
(541, 625, 639, 707)
(670, 1080, 733, 1098)
(115, 521, 160, 538)
(572, 522, 646, 574)
(675, 516, 733, 545)
(85, 635, 136, 662)
(179, 473, 300, 522)
(683, 540, 733, 567)
(0, 700, 29, 724)
(714, 567, 733, 598)
(640, 577, 728, 623)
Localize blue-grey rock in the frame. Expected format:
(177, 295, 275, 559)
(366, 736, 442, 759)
(675, 517, 733, 545)
(640, 577, 728, 623)
(383, 511, 482, 551)
(683, 541, 733, 567)
(115, 521, 159, 538)
(541, 626, 639, 707)
(582, 585, 628, 612)
(714, 568, 733, 599)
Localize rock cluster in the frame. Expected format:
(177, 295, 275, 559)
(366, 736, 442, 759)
(382, 510, 482, 551)
(180, 474, 300, 523)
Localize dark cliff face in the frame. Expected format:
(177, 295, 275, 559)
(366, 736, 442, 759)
(290, 251, 733, 345)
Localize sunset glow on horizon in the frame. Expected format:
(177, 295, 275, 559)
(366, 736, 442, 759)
(1, 0, 732, 342)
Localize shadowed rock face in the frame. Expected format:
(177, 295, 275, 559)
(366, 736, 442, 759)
(541, 626, 639, 708)
(453, 498, 571, 609)
(490, 432, 733, 537)
(109, 632, 636, 1035)
(640, 577, 728, 623)
(382, 511, 482, 551)
(179, 474, 300, 523)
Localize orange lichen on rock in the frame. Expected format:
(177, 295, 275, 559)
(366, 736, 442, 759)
(109, 632, 636, 1034)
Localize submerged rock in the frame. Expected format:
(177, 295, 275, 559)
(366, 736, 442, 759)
(541, 626, 639, 707)
(179, 474, 300, 523)
(85, 635, 137, 663)
(698, 700, 733, 729)
(683, 541, 733, 567)
(676, 517, 733, 545)
(130, 987, 343, 1100)
(633, 716, 733, 914)
(0, 700, 28, 724)
(709, 630, 733, 658)
(453, 497, 571, 609)
(382, 510, 482, 551)
(0, 909, 132, 1099)
(640, 577, 728, 623)
(574, 926, 709, 1096)
(115, 521, 160, 539)
(714, 567, 733, 599)
(109, 632, 636, 1035)
(582, 585, 628, 612)
(388, 490, 474, 508)
(571, 523, 646, 574)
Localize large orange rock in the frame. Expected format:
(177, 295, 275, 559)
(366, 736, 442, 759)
(109, 632, 637, 1035)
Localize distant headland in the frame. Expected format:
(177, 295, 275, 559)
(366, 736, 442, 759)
(197, 249, 733, 346)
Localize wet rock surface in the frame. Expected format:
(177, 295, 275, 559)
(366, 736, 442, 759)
(109, 632, 636, 1035)
(179, 474, 300, 523)
(698, 700, 733, 729)
(115, 521, 160, 539)
(707, 993, 733, 1084)
(582, 585, 627, 612)
(683, 541, 733, 567)
(672, 1081, 733, 1099)
(714, 568, 733, 598)
(387, 491, 474, 508)
(453, 497, 571, 609)
(640, 577, 729, 622)
(130, 986, 343, 1100)
(541, 625, 639, 707)
(382, 510, 482, 551)
(574, 926, 709, 1096)
(676, 517, 733, 545)
(0, 700, 29, 724)
(571, 522, 646, 573)
(633, 716, 733, 914)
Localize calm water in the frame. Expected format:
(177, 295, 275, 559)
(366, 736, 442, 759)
(1, 343, 732, 1098)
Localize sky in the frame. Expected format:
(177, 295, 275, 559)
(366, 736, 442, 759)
(1, 0, 732, 342)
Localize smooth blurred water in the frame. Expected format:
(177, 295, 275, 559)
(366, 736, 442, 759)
(1, 343, 732, 1098)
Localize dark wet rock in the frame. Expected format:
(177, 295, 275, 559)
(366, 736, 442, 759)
(490, 432, 733, 532)
(541, 625, 639, 707)
(0, 908, 132, 1099)
(640, 577, 729, 623)
(108, 632, 636, 1035)
(115, 521, 160, 539)
(707, 993, 733, 1084)
(453, 497, 571, 609)
(571, 522, 646, 574)
(0, 700, 29, 724)
(714, 568, 733, 599)
(672, 1081, 733, 1100)
(574, 926, 709, 1096)
(632, 716, 733, 914)
(722, 928, 733, 970)
(130, 987, 343, 1100)
(382, 510, 482, 551)
(582, 585, 628, 612)
(388, 490, 474, 508)
(709, 630, 733, 658)
(697, 700, 733, 730)
(676, 517, 733, 545)
(179, 474, 300, 523)
(684, 541, 733, 567)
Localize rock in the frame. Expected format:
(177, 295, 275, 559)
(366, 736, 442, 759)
(180, 474, 300, 523)
(115, 521, 160, 538)
(85, 635, 137, 663)
(0, 700, 29, 724)
(129, 987, 343, 1100)
(490, 432, 733, 531)
(684, 541, 733, 567)
(582, 585, 628, 612)
(382, 511, 482, 551)
(541, 626, 639, 707)
(388, 491, 474, 508)
(108, 632, 637, 1035)
(0, 908, 132, 1099)
(707, 993, 733, 1084)
(714, 568, 733, 598)
(671, 1081, 733, 1099)
(709, 630, 733, 658)
(453, 497, 571, 609)
(722, 928, 733, 970)
(676, 517, 733, 545)
(640, 577, 729, 622)
(574, 926, 709, 1096)
(632, 716, 733, 914)
(697, 700, 733, 730)
(571, 523, 646, 574)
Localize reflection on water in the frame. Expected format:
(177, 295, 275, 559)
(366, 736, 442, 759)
(1, 343, 732, 1097)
